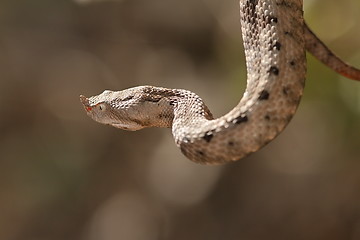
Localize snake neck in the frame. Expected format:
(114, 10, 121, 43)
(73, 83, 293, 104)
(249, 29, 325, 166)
(136, 86, 214, 129)
(169, 89, 214, 143)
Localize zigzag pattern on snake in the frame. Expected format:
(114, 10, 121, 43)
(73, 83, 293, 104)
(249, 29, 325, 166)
(80, 0, 360, 165)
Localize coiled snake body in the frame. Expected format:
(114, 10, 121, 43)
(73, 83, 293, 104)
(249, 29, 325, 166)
(80, 0, 360, 165)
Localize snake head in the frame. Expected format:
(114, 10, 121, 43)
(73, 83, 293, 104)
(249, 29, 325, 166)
(79, 89, 147, 131)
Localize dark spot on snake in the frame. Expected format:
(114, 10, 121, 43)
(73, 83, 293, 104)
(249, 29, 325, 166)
(268, 66, 279, 75)
(203, 132, 214, 143)
(197, 150, 205, 156)
(290, 60, 296, 66)
(282, 86, 290, 95)
(274, 42, 281, 51)
(266, 16, 278, 24)
(258, 90, 270, 100)
(233, 115, 248, 124)
(228, 141, 235, 146)
(122, 95, 134, 101)
(264, 115, 270, 120)
(271, 41, 281, 51)
(158, 113, 167, 119)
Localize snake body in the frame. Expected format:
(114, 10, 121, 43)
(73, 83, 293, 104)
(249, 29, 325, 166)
(80, 0, 360, 165)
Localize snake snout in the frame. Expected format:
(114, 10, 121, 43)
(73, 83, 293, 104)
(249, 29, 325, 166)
(79, 95, 92, 112)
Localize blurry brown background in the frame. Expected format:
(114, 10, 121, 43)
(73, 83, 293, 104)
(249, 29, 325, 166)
(1, 0, 360, 239)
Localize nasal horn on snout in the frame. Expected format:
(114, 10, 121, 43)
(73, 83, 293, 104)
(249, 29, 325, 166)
(80, 95, 92, 112)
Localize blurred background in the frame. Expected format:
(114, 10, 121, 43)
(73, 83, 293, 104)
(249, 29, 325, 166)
(1, 0, 360, 239)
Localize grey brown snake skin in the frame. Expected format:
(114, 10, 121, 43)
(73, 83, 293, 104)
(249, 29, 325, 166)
(80, 0, 360, 165)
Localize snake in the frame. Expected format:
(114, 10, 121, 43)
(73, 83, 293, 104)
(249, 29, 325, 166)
(80, 0, 360, 165)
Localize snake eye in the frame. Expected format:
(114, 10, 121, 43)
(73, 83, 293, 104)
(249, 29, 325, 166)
(97, 103, 106, 111)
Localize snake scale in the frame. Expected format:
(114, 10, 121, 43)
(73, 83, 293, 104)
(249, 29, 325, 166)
(80, 0, 360, 165)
